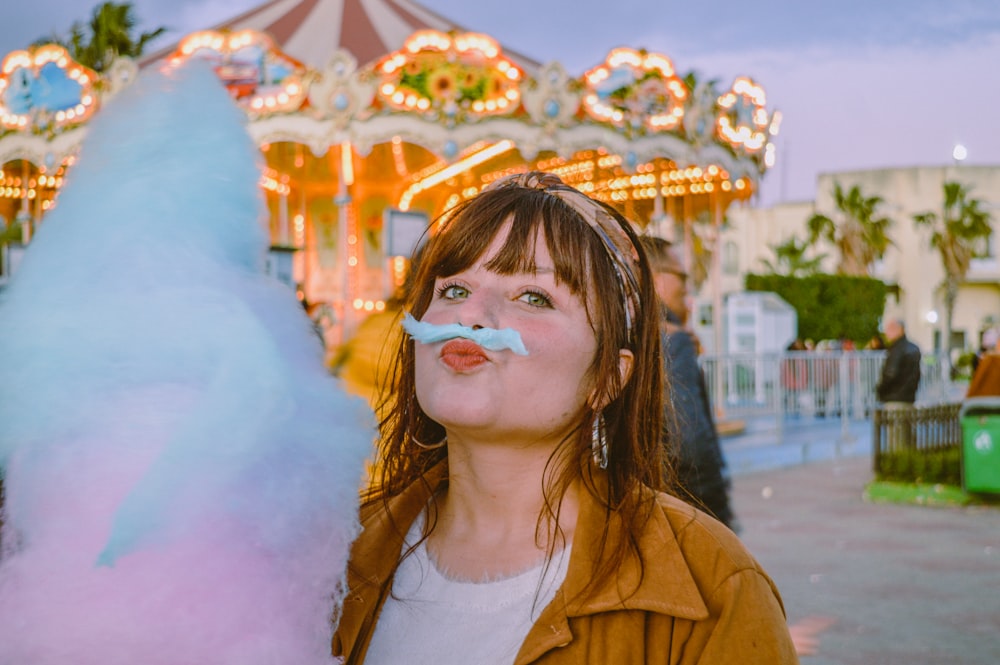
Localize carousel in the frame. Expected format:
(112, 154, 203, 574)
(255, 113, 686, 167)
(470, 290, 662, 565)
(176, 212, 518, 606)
(0, 0, 779, 349)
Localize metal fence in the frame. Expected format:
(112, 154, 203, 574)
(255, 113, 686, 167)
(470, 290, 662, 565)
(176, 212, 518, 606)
(871, 403, 963, 484)
(698, 350, 957, 441)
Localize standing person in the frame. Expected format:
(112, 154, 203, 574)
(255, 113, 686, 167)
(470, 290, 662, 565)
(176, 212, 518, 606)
(639, 235, 736, 530)
(967, 326, 1000, 397)
(333, 173, 797, 664)
(782, 339, 809, 417)
(876, 318, 921, 450)
(876, 319, 921, 405)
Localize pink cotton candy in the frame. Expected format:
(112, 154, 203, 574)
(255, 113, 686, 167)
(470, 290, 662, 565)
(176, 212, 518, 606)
(0, 61, 371, 664)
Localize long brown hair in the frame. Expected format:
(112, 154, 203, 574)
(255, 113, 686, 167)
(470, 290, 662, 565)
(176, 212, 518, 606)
(368, 177, 668, 594)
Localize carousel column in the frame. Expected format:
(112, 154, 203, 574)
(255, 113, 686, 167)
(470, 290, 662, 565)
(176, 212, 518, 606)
(335, 141, 357, 345)
(18, 160, 33, 243)
(710, 190, 726, 422)
(278, 192, 290, 245)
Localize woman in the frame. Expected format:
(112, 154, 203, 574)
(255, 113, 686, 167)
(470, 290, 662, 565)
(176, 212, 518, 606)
(333, 172, 797, 664)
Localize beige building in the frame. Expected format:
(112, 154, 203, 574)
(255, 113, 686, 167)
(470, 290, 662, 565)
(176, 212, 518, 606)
(711, 165, 1000, 353)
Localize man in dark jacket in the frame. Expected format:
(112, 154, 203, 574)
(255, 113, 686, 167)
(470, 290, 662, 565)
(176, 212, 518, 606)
(876, 318, 921, 404)
(876, 318, 921, 451)
(640, 236, 736, 530)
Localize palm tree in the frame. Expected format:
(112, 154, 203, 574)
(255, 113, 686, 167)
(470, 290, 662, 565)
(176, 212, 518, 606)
(759, 236, 826, 277)
(913, 181, 993, 359)
(807, 182, 894, 276)
(33, 2, 166, 73)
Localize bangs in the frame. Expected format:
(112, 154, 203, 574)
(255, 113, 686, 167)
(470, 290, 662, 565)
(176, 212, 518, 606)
(423, 187, 599, 297)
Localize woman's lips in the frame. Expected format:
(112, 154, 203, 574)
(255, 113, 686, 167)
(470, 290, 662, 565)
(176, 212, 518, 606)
(440, 338, 489, 371)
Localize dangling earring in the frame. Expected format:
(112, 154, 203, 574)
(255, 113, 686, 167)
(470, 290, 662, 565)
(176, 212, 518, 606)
(411, 434, 447, 450)
(591, 414, 608, 469)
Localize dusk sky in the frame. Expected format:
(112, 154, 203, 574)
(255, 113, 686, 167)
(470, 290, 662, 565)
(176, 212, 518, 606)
(3, 0, 1000, 207)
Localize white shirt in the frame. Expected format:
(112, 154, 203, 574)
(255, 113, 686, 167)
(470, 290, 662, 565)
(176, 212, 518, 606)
(364, 513, 571, 665)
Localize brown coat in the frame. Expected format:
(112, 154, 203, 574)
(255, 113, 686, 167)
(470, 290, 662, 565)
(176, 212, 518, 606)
(333, 468, 798, 664)
(968, 354, 1000, 398)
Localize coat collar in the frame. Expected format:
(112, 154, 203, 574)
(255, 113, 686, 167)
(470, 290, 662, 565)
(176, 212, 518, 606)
(336, 465, 710, 663)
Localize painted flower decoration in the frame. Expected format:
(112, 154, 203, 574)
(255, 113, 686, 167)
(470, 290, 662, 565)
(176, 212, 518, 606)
(427, 68, 458, 100)
(375, 30, 522, 120)
(583, 48, 687, 134)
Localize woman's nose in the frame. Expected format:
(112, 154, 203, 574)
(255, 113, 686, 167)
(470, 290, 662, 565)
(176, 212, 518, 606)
(456, 291, 499, 330)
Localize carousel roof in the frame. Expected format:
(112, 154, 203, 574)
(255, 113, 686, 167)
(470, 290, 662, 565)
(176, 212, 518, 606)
(2, 3, 779, 230)
(142, 0, 541, 72)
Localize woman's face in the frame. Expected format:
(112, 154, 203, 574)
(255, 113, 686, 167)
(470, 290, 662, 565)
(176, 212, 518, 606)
(414, 225, 598, 447)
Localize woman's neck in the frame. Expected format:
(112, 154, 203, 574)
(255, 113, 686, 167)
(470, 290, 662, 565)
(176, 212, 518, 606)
(425, 439, 579, 581)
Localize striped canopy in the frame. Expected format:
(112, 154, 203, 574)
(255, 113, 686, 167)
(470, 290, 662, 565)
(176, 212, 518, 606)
(143, 0, 540, 71)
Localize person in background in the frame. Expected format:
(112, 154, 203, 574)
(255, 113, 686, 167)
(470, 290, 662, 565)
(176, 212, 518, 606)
(634, 235, 735, 529)
(876, 319, 921, 406)
(864, 334, 885, 351)
(782, 339, 809, 417)
(332, 172, 797, 664)
(876, 318, 921, 450)
(967, 326, 1000, 397)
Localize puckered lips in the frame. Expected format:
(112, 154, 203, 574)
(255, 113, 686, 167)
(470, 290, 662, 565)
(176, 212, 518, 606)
(440, 338, 489, 372)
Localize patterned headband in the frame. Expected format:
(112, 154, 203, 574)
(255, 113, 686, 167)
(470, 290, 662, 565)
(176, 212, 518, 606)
(484, 171, 642, 341)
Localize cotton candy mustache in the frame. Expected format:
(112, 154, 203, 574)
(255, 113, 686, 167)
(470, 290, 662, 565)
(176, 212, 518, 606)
(401, 312, 529, 356)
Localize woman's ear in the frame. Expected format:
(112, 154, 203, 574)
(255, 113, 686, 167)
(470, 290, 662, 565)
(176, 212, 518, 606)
(618, 348, 634, 387)
(590, 349, 635, 410)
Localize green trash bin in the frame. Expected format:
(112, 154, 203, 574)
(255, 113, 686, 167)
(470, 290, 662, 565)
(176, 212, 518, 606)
(960, 397, 1000, 494)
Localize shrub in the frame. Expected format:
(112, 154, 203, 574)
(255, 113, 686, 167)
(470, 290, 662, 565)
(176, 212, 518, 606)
(745, 273, 888, 342)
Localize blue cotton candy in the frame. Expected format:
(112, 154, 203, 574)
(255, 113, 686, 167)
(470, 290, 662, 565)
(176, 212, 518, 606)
(402, 312, 529, 355)
(0, 59, 371, 665)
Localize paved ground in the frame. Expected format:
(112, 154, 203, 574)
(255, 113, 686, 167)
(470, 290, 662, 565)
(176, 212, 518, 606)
(722, 415, 872, 476)
(731, 454, 1000, 664)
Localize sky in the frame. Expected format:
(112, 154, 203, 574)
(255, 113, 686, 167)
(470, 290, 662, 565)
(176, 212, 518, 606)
(3, 0, 1000, 207)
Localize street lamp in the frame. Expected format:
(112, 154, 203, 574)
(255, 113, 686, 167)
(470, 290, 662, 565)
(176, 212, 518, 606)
(952, 143, 968, 163)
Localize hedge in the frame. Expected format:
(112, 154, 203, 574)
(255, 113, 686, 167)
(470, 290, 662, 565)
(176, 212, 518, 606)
(744, 273, 888, 343)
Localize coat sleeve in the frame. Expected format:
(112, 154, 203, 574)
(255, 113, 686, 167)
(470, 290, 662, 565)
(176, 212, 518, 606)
(663, 331, 718, 461)
(876, 347, 900, 401)
(690, 569, 800, 664)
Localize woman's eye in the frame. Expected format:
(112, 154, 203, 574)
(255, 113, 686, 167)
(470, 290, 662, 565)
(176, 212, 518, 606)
(519, 290, 553, 308)
(437, 283, 469, 300)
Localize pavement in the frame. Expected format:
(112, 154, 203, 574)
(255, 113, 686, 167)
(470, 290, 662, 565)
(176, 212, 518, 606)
(722, 414, 873, 476)
(723, 417, 1000, 664)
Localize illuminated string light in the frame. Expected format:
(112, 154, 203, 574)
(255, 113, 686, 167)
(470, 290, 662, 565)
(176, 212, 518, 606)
(398, 140, 516, 211)
(171, 30, 307, 114)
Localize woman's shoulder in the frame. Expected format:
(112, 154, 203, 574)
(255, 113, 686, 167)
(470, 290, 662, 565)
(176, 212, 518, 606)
(639, 490, 787, 623)
(650, 490, 762, 574)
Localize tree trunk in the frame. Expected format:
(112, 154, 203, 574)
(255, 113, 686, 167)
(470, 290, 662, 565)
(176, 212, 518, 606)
(943, 278, 958, 379)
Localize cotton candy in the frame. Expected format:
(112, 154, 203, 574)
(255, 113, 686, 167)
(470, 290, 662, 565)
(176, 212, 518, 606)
(0, 60, 371, 664)
(401, 312, 528, 355)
